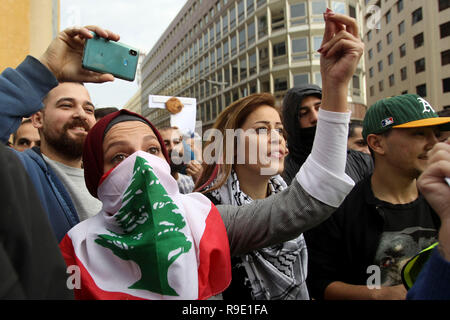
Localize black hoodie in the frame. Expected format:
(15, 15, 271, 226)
(281, 84, 373, 185)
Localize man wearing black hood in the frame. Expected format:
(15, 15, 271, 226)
(282, 84, 373, 185)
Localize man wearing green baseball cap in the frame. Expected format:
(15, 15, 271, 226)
(305, 94, 450, 300)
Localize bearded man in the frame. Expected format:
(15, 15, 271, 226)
(0, 27, 120, 241)
(1, 81, 102, 241)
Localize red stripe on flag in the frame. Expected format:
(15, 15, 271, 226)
(197, 203, 232, 299)
(60, 234, 144, 300)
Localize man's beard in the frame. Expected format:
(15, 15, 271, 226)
(42, 119, 90, 160)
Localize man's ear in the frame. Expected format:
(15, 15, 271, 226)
(367, 133, 386, 157)
(31, 111, 44, 130)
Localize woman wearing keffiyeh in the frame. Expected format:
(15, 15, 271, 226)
(195, 93, 309, 300)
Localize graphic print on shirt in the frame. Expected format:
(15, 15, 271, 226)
(374, 226, 437, 286)
(95, 156, 192, 296)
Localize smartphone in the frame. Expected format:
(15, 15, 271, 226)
(82, 32, 139, 81)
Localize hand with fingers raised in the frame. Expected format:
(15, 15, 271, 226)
(39, 26, 121, 83)
(318, 8, 365, 113)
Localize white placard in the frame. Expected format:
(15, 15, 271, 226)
(148, 95, 197, 135)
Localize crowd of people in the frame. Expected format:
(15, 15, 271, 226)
(1, 9, 449, 300)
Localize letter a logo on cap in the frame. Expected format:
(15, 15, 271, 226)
(417, 97, 435, 113)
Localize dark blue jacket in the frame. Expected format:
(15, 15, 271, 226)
(1, 56, 80, 241)
(407, 248, 450, 300)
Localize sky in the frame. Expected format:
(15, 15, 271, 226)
(59, 0, 187, 109)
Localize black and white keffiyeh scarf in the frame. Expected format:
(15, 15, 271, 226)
(210, 170, 309, 300)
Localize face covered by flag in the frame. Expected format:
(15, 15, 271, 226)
(59, 110, 231, 300)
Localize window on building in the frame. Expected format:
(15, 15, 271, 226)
(387, 31, 393, 45)
(379, 80, 384, 92)
(385, 10, 391, 24)
(352, 75, 360, 95)
(223, 40, 229, 62)
(271, 9, 285, 31)
(314, 72, 322, 87)
(313, 36, 323, 56)
(247, 0, 255, 15)
(258, 15, 268, 38)
(412, 7, 423, 25)
(368, 48, 373, 60)
(415, 58, 425, 73)
(349, 5, 356, 18)
(216, 20, 221, 39)
(399, 43, 406, 57)
(367, 30, 372, 42)
(204, 32, 209, 50)
(311, 0, 326, 22)
(248, 21, 255, 44)
(230, 6, 236, 29)
(397, 0, 404, 13)
(413, 32, 424, 48)
(238, 0, 245, 23)
(369, 67, 374, 78)
(332, 1, 346, 14)
(293, 73, 309, 87)
(377, 41, 382, 52)
(211, 50, 216, 68)
(216, 46, 222, 65)
(249, 51, 257, 75)
(312, 1, 327, 15)
(441, 49, 450, 66)
(230, 35, 237, 56)
(398, 20, 405, 35)
(239, 28, 246, 51)
(388, 52, 394, 65)
(370, 85, 375, 96)
(416, 84, 427, 97)
(273, 41, 286, 57)
(291, 37, 308, 61)
(259, 46, 269, 70)
(440, 21, 450, 38)
(274, 77, 288, 91)
(443, 77, 450, 92)
(400, 66, 407, 80)
(389, 74, 395, 87)
(223, 12, 229, 34)
(378, 60, 383, 72)
(231, 60, 238, 83)
(290, 2, 307, 26)
(439, 0, 450, 11)
(240, 56, 247, 79)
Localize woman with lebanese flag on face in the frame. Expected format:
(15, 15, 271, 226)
(59, 9, 363, 300)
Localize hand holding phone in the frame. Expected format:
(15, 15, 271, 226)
(82, 32, 139, 81)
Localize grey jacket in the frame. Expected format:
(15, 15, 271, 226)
(219, 178, 334, 257)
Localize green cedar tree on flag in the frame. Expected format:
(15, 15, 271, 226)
(60, 151, 231, 300)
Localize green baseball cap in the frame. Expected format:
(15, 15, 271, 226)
(362, 94, 450, 140)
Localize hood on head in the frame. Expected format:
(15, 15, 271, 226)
(82, 109, 170, 199)
(282, 84, 322, 138)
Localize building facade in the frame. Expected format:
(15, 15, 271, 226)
(0, 0, 59, 72)
(140, 0, 367, 130)
(362, 0, 450, 110)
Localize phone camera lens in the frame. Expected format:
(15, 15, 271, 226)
(129, 50, 137, 56)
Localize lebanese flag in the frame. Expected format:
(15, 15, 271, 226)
(59, 151, 231, 300)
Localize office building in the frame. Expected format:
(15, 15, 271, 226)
(140, 0, 367, 130)
(362, 0, 450, 110)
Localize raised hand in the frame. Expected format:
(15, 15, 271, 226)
(39, 26, 120, 83)
(318, 9, 364, 112)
